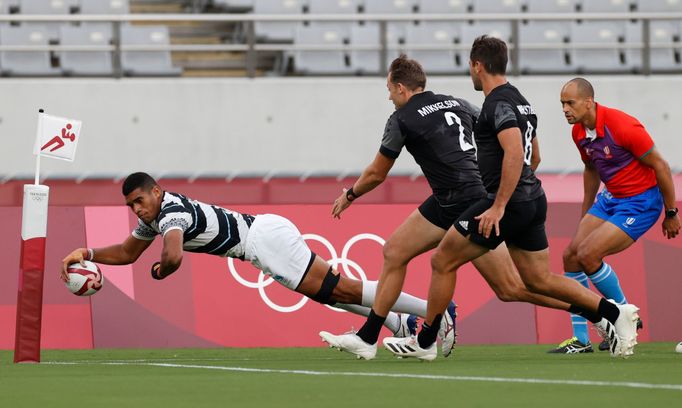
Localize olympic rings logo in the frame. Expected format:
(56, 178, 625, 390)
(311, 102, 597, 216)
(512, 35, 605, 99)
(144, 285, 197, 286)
(227, 233, 385, 313)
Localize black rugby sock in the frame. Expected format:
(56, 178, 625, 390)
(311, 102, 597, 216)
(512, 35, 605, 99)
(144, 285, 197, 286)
(568, 304, 601, 324)
(417, 314, 442, 349)
(356, 309, 385, 345)
(598, 298, 621, 324)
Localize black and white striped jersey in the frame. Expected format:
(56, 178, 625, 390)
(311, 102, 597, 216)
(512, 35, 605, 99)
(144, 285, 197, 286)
(132, 191, 255, 259)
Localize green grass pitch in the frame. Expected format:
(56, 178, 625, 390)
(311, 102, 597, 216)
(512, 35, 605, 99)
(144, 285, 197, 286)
(1, 343, 681, 407)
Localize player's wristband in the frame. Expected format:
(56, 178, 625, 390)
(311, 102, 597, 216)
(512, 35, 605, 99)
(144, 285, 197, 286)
(86, 248, 94, 261)
(150, 262, 163, 280)
(665, 207, 679, 218)
(346, 187, 360, 202)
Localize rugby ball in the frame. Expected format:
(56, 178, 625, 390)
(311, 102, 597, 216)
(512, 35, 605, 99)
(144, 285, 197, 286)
(65, 260, 104, 296)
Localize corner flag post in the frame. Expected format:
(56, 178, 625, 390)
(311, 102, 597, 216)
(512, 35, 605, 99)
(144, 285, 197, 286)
(14, 109, 82, 363)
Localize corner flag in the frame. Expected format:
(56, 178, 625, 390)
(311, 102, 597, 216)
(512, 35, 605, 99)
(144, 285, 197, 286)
(14, 110, 82, 363)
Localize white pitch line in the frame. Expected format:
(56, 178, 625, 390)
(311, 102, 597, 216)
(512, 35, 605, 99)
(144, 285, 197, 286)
(43, 361, 682, 392)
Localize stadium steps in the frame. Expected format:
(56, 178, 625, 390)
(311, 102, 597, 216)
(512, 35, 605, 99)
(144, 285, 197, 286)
(128, 0, 280, 76)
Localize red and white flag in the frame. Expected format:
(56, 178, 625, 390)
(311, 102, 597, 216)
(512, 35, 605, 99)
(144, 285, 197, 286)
(32, 113, 82, 162)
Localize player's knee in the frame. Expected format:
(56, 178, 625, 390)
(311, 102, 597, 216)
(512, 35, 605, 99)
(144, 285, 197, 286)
(430, 250, 455, 276)
(382, 240, 409, 266)
(562, 245, 577, 267)
(575, 244, 601, 271)
(523, 274, 552, 295)
(311, 267, 341, 305)
(494, 284, 524, 302)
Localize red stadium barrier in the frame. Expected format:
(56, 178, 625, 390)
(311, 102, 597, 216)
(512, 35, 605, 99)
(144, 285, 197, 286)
(1, 200, 680, 350)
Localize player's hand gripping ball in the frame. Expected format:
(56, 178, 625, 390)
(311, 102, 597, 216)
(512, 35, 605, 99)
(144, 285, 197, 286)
(64, 260, 104, 296)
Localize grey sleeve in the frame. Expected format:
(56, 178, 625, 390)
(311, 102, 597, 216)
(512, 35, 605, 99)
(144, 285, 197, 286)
(456, 98, 481, 121)
(379, 113, 405, 159)
(493, 102, 519, 133)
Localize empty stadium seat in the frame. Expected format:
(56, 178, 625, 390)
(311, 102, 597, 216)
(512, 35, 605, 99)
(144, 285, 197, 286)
(307, 0, 358, 39)
(363, 0, 416, 41)
(59, 25, 113, 76)
(417, 0, 469, 13)
(120, 25, 182, 76)
(405, 22, 459, 73)
(349, 23, 401, 74)
(79, 0, 129, 35)
(19, 0, 70, 41)
(254, 0, 305, 42)
(214, 0, 254, 9)
(579, 0, 630, 12)
(525, 0, 575, 13)
(471, 0, 522, 13)
(635, 0, 682, 12)
(0, 25, 60, 75)
(293, 25, 349, 74)
(519, 21, 571, 73)
(0, 1, 12, 27)
(570, 21, 628, 72)
(626, 21, 681, 72)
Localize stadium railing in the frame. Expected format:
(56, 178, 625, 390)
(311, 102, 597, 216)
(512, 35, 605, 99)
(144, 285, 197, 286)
(1, 12, 681, 77)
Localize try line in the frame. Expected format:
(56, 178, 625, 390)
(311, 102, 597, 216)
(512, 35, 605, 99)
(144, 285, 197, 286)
(44, 361, 682, 392)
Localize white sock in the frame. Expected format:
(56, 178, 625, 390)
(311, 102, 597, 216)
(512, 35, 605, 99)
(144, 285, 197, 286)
(361, 280, 427, 317)
(334, 303, 401, 334)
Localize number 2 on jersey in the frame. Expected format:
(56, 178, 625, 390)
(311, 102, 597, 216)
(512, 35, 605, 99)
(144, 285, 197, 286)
(444, 111, 475, 152)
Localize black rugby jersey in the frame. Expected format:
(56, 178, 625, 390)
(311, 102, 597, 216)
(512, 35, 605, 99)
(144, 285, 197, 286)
(380, 91, 486, 204)
(474, 83, 544, 202)
(132, 191, 255, 259)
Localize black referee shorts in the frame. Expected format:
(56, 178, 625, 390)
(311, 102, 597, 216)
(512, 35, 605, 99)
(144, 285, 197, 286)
(453, 194, 549, 251)
(418, 194, 482, 230)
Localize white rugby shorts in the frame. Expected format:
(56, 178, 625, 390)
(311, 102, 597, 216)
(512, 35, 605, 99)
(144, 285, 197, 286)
(243, 214, 315, 290)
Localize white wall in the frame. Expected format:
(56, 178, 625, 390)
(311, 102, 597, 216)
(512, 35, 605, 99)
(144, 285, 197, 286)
(1, 76, 680, 180)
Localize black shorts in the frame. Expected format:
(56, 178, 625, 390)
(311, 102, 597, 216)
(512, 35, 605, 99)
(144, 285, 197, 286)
(418, 195, 483, 230)
(453, 194, 549, 251)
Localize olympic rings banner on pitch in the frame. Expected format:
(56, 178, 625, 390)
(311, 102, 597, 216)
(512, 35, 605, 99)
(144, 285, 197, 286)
(0, 203, 675, 349)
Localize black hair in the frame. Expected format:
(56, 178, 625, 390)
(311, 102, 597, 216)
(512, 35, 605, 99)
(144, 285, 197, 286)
(470, 35, 508, 75)
(122, 172, 158, 196)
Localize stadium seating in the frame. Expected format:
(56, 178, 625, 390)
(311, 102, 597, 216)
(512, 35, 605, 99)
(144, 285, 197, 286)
(625, 21, 681, 72)
(519, 21, 571, 73)
(579, 0, 631, 13)
(59, 25, 114, 76)
(525, 0, 576, 13)
(0, 0, 680, 76)
(417, 0, 469, 14)
(471, 0, 522, 13)
(349, 22, 402, 74)
(570, 21, 629, 73)
(404, 22, 459, 73)
(214, 0, 254, 9)
(293, 24, 349, 74)
(307, 0, 358, 39)
(635, 0, 682, 12)
(19, 0, 70, 41)
(459, 21, 513, 73)
(363, 0, 416, 42)
(254, 0, 305, 42)
(120, 25, 182, 76)
(0, 25, 61, 76)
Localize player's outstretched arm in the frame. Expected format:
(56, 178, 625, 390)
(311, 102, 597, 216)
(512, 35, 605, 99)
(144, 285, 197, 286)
(639, 147, 680, 238)
(60, 236, 153, 282)
(331, 152, 395, 219)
